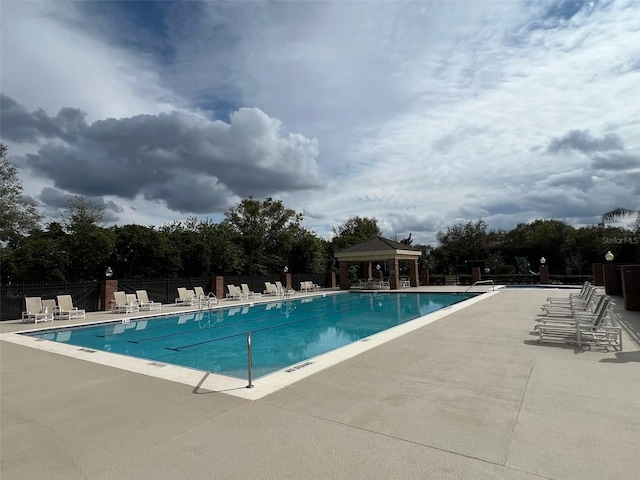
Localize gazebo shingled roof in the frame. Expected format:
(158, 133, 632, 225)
(334, 236, 422, 261)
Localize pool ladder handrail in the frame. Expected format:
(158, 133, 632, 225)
(279, 288, 293, 299)
(464, 280, 495, 294)
(197, 293, 219, 310)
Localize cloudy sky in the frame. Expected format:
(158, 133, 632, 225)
(2, 0, 639, 244)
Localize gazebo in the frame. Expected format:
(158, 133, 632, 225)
(334, 236, 423, 290)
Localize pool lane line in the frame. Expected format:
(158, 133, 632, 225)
(163, 296, 428, 351)
(88, 294, 357, 341)
(122, 294, 384, 344)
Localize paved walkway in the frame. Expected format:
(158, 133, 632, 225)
(1, 288, 639, 479)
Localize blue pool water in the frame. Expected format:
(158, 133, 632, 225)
(25, 292, 475, 379)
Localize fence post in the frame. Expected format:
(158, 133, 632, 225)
(539, 265, 549, 284)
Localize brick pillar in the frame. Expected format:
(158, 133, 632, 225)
(621, 265, 640, 311)
(472, 267, 481, 283)
(592, 263, 603, 286)
(339, 261, 350, 290)
(213, 276, 224, 299)
(281, 273, 292, 290)
(602, 263, 621, 295)
(389, 258, 399, 289)
(539, 265, 549, 284)
(100, 279, 118, 311)
(409, 259, 419, 287)
(421, 269, 430, 286)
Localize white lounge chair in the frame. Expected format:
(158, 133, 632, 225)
(175, 287, 196, 306)
(241, 283, 261, 299)
(226, 284, 244, 300)
(264, 282, 278, 296)
(112, 291, 139, 313)
(40, 298, 69, 320)
(136, 290, 162, 311)
(126, 293, 139, 307)
(302, 280, 320, 292)
(545, 282, 592, 305)
(56, 294, 86, 319)
(22, 297, 54, 323)
(275, 281, 295, 297)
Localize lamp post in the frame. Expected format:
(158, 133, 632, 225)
(282, 265, 289, 291)
(602, 250, 619, 295)
(101, 267, 115, 311)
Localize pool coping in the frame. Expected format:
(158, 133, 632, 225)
(0, 290, 498, 400)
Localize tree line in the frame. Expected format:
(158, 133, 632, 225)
(1, 144, 638, 283)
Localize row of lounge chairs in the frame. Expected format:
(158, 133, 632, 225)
(263, 281, 296, 297)
(177, 281, 317, 305)
(112, 290, 163, 313)
(350, 278, 391, 289)
(531, 282, 622, 350)
(22, 295, 85, 323)
(226, 284, 261, 300)
(299, 281, 320, 292)
(23, 281, 322, 323)
(175, 287, 219, 308)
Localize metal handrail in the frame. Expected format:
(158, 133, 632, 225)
(246, 331, 254, 389)
(464, 280, 495, 293)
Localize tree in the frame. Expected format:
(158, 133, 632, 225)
(111, 224, 177, 278)
(601, 207, 639, 231)
(399, 233, 413, 245)
(289, 229, 329, 273)
(331, 216, 381, 251)
(502, 220, 576, 274)
(60, 196, 114, 279)
(198, 220, 244, 275)
(62, 196, 105, 232)
(10, 226, 67, 281)
(435, 220, 489, 272)
(223, 197, 305, 274)
(0, 144, 43, 241)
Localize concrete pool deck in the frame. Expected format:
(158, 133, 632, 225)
(1, 287, 639, 479)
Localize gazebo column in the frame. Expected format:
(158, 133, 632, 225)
(339, 261, 350, 290)
(389, 258, 399, 289)
(364, 261, 373, 280)
(409, 259, 419, 287)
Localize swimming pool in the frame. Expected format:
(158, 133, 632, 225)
(24, 292, 477, 379)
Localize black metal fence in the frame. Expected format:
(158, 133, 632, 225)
(1, 281, 100, 322)
(457, 274, 592, 286)
(0, 272, 333, 322)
